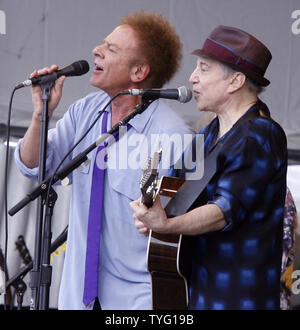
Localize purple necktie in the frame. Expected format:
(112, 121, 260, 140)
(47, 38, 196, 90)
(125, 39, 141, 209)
(83, 111, 108, 307)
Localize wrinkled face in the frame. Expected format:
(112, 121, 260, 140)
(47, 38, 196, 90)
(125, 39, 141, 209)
(189, 56, 231, 112)
(90, 25, 141, 96)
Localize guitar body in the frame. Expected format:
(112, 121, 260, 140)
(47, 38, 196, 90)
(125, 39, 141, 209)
(147, 232, 189, 309)
(146, 176, 191, 310)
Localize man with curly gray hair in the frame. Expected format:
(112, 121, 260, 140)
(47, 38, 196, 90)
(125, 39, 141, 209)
(15, 10, 192, 310)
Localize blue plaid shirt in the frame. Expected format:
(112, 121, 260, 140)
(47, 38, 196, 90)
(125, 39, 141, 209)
(171, 100, 287, 310)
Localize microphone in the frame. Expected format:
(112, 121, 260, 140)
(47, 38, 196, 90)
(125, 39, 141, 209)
(15, 60, 90, 89)
(126, 86, 192, 103)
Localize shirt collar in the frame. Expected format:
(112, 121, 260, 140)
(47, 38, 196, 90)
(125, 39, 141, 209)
(204, 98, 271, 153)
(128, 99, 159, 133)
(98, 96, 159, 134)
(97, 95, 159, 133)
(237, 98, 271, 121)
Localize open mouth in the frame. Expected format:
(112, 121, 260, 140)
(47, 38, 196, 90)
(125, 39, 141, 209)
(94, 64, 104, 72)
(193, 90, 201, 99)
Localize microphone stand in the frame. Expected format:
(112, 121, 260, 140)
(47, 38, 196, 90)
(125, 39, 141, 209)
(8, 97, 154, 309)
(29, 81, 54, 310)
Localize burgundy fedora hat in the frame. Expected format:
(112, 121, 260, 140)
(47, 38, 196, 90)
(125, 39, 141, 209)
(191, 25, 272, 86)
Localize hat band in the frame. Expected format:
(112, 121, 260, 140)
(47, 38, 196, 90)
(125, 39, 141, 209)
(203, 38, 265, 76)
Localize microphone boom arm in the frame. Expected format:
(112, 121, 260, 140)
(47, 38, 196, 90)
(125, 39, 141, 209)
(9, 99, 154, 216)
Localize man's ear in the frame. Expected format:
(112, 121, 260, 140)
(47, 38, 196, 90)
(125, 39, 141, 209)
(228, 72, 246, 93)
(131, 63, 150, 83)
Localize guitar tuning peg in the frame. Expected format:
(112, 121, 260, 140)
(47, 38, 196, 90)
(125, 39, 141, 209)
(142, 157, 151, 171)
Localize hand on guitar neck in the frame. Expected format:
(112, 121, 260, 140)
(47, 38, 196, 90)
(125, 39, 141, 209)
(131, 195, 169, 235)
(132, 198, 151, 236)
(130, 148, 170, 235)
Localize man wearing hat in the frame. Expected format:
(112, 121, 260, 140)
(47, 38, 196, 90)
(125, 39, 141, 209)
(130, 26, 287, 309)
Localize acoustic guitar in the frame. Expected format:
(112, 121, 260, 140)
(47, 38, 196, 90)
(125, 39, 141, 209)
(140, 150, 191, 310)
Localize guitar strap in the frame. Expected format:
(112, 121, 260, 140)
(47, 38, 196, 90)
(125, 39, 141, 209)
(164, 105, 269, 217)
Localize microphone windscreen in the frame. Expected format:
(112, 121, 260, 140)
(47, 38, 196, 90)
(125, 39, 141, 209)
(70, 60, 90, 76)
(178, 86, 193, 103)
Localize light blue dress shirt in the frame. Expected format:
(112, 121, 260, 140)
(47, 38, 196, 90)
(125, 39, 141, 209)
(14, 91, 193, 310)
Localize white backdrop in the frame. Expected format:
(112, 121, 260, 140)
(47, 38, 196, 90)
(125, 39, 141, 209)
(1, 0, 300, 148)
(1, 0, 300, 309)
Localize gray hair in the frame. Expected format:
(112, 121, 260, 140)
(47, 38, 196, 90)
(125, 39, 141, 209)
(220, 62, 265, 95)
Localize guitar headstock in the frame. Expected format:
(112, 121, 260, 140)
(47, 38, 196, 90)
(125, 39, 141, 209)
(15, 235, 32, 265)
(140, 149, 162, 208)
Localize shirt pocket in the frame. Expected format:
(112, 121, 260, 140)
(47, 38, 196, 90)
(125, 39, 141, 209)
(108, 169, 142, 225)
(109, 168, 141, 202)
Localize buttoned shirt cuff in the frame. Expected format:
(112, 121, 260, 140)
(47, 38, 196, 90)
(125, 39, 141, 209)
(207, 195, 233, 231)
(14, 138, 53, 179)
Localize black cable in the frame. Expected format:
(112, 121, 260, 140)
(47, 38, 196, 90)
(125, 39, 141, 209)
(3, 87, 18, 310)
